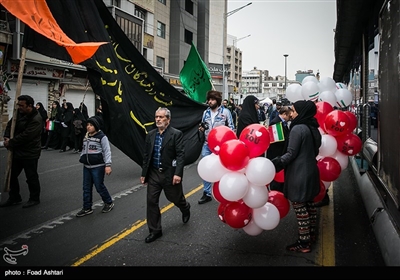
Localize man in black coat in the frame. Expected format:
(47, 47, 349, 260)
(140, 107, 191, 243)
(1, 95, 43, 208)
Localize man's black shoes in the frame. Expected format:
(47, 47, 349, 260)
(145, 231, 162, 243)
(0, 199, 22, 207)
(198, 192, 212, 204)
(22, 200, 40, 208)
(182, 203, 191, 224)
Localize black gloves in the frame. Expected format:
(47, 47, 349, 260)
(271, 156, 284, 173)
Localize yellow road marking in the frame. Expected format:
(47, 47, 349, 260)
(72, 183, 335, 266)
(316, 184, 335, 266)
(71, 185, 203, 266)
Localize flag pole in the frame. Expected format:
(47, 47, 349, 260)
(4, 47, 27, 192)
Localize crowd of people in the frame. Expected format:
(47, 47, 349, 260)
(1, 95, 111, 216)
(1, 91, 326, 252)
(41, 99, 101, 154)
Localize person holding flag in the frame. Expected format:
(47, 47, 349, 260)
(1, 95, 43, 208)
(266, 105, 293, 192)
(271, 100, 322, 253)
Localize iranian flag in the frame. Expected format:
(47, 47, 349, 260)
(268, 123, 285, 143)
(46, 120, 55, 131)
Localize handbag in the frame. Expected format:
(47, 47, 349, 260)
(45, 120, 55, 131)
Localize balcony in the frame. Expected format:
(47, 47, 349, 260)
(0, 20, 12, 44)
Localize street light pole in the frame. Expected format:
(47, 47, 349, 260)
(283, 54, 288, 96)
(233, 34, 251, 48)
(222, 2, 252, 100)
(232, 34, 251, 100)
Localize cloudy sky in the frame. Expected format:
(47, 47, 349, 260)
(227, 0, 337, 80)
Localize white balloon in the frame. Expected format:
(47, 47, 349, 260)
(318, 90, 337, 107)
(219, 171, 249, 202)
(245, 157, 275, 186)
(301, 81, 320, 102)
(285, 84, 303, 102)
(335, 82, 347, 90)
(316, 154, 324, 161)
(335, 88, 353, 108)
(242, 183, 269, 209)
(197, 153, 229, 182)
(243, 218, 264, 236)
(322, 180, 332, 190)
(332, 149, 349, 170)
(318, 127, 327, 135)
(319, 77, 337, 93)
(302, 76, 319, 85)
(319, 134, 338, 157)
(252, 202, 280, 230)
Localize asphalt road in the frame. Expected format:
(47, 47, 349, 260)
(0, 144, 388, 279)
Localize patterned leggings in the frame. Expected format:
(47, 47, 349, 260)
(292, 201, 317, 243)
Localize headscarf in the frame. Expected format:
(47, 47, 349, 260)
(236, 95, 259, 137)
(290, 100, 321, 155)
(36, 102, 48, 123)
(79, 102, 89, 120)
(290, 100, 319, 129)
(74, 108, 86, 121)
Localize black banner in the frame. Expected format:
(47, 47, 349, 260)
(22, 0, 206, 166)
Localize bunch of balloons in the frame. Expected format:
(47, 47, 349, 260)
(285, 76, 351, 108)
(197, 124, 291, 236)
(286, 76, 362, 196)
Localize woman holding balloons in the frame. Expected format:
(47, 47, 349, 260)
(271, 100, 322, 253)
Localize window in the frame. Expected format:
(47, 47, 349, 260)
(115, 15, 142, 51)
(158, 0, 166, 5)
(157, 21, 166, 39)
(134, 7, 145, 20)
(111, 0, 121, 7)
(156, 56, 165, 71)
(184, 29, 193, 45)
(185, 0, 193, 15)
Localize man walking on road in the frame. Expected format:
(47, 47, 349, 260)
(1, 95, 43, 208)
(198, 90, 234, 204)
(140, 107, 191, 243)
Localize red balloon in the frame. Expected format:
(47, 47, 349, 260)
(324, 110, 351, 137)
(224, 201, 252, 229)
(267, 190, 290, 219)
(335, 133, 362, 156)
(317, 157, 342, 182)
(212, 181, 229, 204)
(313, 181, 326, 203)
(219, 139, 250, 171)
(274, 170, 285, 183)
(315, 101, 334, 129)
(343, 111, 357, 133)
(207, 126, 237, 155)
(217, 203, 228, 223)
(239, 124, 270, 158)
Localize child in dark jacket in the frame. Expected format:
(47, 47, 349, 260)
(76, 116, 114, 217)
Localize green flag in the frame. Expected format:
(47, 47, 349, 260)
(179, 42, 212, 103)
